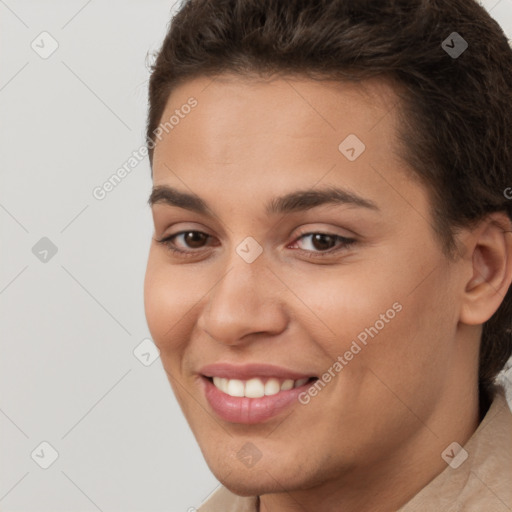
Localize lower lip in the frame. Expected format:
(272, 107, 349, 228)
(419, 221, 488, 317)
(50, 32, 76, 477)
(201, 376, 313, 424)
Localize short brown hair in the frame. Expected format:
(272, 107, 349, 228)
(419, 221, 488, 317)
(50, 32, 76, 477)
(146, 0, 512, 392)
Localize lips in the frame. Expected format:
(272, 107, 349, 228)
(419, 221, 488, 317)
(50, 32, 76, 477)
(200, 362, 315, 381)
(199, 363, 318, 423)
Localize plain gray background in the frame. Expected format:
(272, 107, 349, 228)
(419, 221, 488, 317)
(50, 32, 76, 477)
(1, 1, 512, 511)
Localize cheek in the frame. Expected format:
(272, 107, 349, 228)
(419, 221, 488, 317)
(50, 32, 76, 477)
(350, 256, 459, 390)
(281, 264, 404, 346)
(143, 252, 199, 352)
(285, 253, 456, 365)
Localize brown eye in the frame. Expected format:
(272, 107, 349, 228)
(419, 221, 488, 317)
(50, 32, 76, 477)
(310, 233, 337, 251)
(289, 232, 357, 259)
(182, 231, 208, 248)
(155, 230, 213, 255)
(294, 232, 354, 253)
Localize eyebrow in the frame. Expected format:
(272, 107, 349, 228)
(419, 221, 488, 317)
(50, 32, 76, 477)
(148, 185, 380, 215)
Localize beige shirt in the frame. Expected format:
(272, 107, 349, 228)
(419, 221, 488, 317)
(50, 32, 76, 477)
(197, 385, 512, 512)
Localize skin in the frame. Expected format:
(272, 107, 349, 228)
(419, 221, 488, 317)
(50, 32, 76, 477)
(144, 73, 512, 512)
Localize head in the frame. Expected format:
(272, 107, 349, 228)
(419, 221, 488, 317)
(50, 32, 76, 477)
(144, 0, 512, 497)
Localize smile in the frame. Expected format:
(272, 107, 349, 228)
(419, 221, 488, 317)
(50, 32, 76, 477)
(199, 363, 319, 423)
(210, 376, 313, 398)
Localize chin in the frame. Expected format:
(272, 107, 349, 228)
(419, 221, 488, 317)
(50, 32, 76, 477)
(207, 456, 311, 497)
(219, 474, 285, 497)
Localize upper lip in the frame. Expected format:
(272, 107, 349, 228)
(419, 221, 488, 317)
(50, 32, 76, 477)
(199, 363, 316, 381)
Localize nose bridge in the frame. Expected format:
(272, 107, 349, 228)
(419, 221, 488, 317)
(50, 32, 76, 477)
(217, 234, 270, 302)
(198, 243, 287, 344)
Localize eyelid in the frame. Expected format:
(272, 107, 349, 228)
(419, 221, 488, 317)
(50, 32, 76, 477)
(155, 230, 216, 256)
(288, 230, 356, 255)
(156, 228, 357, 259)
(291, 225, 356, 242)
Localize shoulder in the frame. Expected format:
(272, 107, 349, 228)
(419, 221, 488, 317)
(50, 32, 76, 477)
(399, 384, 512, 511)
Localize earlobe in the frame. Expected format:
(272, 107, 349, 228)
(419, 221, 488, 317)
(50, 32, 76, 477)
(459, 212, 512, 326)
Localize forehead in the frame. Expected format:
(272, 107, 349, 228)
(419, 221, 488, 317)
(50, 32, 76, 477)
(152, 73, 403, 173)
(150, 73, 429, 223)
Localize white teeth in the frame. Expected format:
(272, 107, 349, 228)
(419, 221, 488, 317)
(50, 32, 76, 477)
(245, 378, 265, 398)
(280, 379, 294, 391)
(264, 378, 281, 396)
(213, 377, 229, 394)
(294, 378, 309, 388)
(226, 379, 245, 397)
(211, 376, 311, 397)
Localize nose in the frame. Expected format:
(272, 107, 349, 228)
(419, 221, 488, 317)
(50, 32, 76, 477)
(196, 253, 289, 346)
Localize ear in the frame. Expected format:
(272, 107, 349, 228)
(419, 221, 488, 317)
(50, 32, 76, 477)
(459, 212, 512, 325)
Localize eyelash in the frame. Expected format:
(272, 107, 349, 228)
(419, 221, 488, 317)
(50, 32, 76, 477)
(155, 230, 356, 259)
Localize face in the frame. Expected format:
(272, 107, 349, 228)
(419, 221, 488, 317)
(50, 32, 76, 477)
(144, 74, 470, 495)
